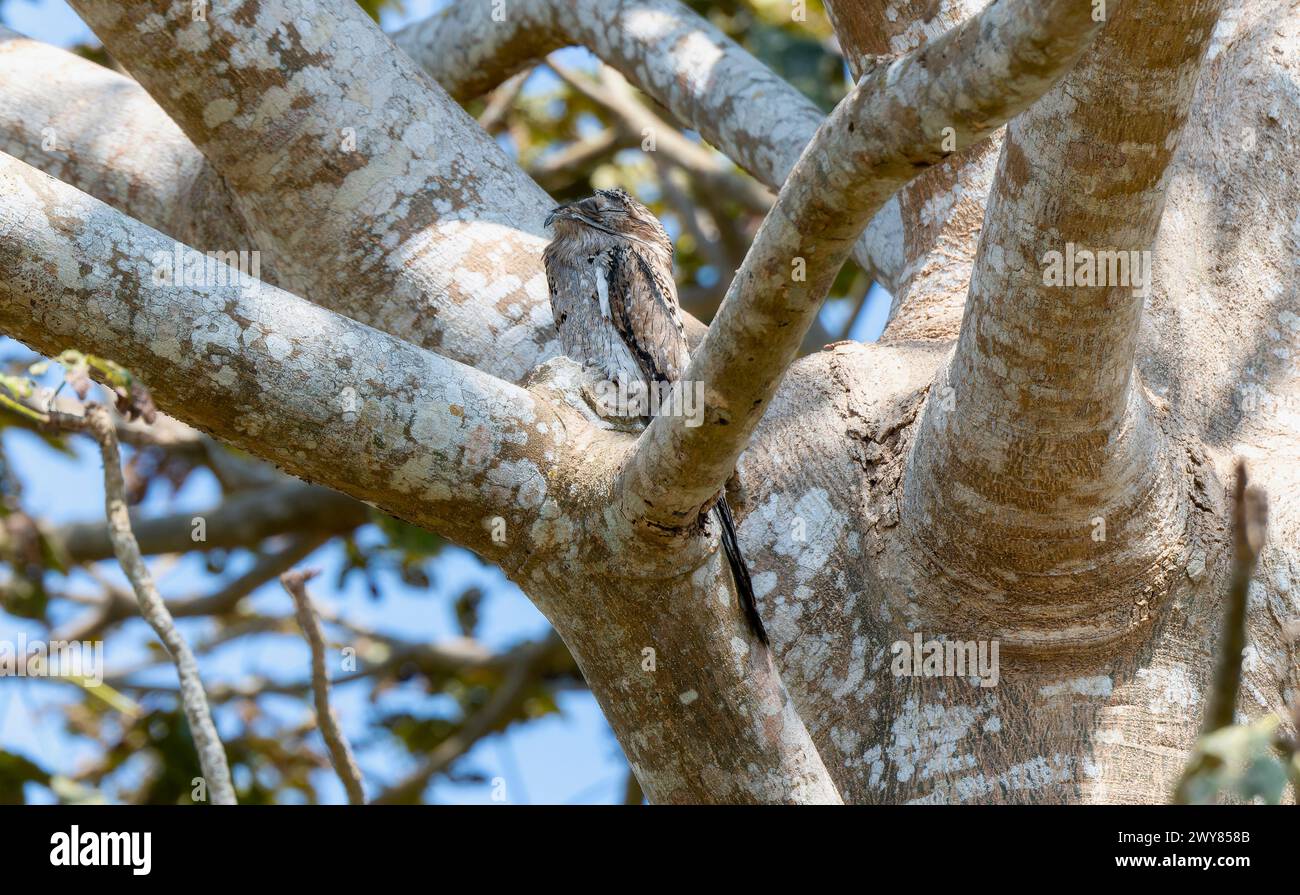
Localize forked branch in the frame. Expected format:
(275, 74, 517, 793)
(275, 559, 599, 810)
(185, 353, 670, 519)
(619, 0, 1104, 533)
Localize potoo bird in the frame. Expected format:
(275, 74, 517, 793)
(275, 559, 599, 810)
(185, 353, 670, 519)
(542, 188, 769, 646)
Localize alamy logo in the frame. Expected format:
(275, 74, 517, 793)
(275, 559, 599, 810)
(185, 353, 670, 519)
(0, 635, 103, 685)
(50, 826, 151, 875)
(1041, 242, 1151, 297)
(891, 632, 1000, 688)
(593, 378, 705, 427)
(1238, 383, 1300, 429)
(150, 242, 261, 294)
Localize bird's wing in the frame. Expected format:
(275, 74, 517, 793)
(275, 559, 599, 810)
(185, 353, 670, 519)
(608, 244, 689, 384)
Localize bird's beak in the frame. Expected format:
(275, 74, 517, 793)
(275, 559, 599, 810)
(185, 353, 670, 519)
(544, 204, 570, 229)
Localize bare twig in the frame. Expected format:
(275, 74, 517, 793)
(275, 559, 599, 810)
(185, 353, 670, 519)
(1172, 461, 1269, 804)
(1205, 461, 1268, 733)
(281, 568, 367, 805)
(82, 403, 236, 805)
(58, 533, 327, 642)
(477, 69, 530, 134)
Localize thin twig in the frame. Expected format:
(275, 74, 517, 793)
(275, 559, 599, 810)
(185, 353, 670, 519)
(477, 68, 530, 133)
(281, 568, 367, 805)
(1204, 460, 1268, 733)
(83, 403, 237, 805)
(1172, 460, 1269, 804)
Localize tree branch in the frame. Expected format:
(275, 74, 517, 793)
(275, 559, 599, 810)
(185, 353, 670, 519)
(0, 151, 571, 563)
(824, 0, 985, 60)
(0, 26, 257, 272)
(825, 0, 999, 344)
(82, 404, 236, 805)
(58, 533, 328, 643)
(371, 633, 561, 805)
(51, 483, 362, 563)
(477, 69, 531, 134)
(282, 568, 367, 805)
(619, 0, 1105, 534)
(548, 60, 774, 215)
(901, 0, 1227, 645)
(1204, 462, 1267, 733)
(65, 0, 563, 386)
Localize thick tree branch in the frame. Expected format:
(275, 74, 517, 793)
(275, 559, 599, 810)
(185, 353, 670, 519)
(2, 148, 828, 801)
(902, 0, 1227, 646)
(0, 152, 570, 563)
(0, 26, 256, 270)
(825, 0, 985, 60)
(65, 0, 563, 386)
(619, 0, 1105, 533)
(825, 0, 999, 344)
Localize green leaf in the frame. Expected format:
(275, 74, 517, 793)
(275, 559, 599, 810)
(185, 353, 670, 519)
(1178, 716, 1289, 804)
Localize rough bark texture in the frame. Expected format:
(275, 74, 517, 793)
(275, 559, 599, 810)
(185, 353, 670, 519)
(825, 0, 995, 342)
(0, 0, 1297, 805)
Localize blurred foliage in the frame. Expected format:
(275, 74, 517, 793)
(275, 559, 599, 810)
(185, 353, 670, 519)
(0, 748, 50, 804)
(356, 0, 404, 22)
(684, 0, 845, 111)
(1176, 715, 1297, 805)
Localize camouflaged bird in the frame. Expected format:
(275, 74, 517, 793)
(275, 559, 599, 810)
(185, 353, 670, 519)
(542, 188, 769, 646)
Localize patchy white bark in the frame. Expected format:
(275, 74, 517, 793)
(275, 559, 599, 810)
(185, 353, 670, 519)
(65, 0, 565, 386)
(0, 26, 255, 265)
(1, 0, 1297, 805)
(905, 0, 1225, 650)
(825, 1, 1000, 344)
(621, 0, 1104, 536)
(0, 151, 562, 560)
(0, 147, 841, 805)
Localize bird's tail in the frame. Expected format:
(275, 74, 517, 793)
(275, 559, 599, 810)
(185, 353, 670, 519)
(714, 495, 769, 646)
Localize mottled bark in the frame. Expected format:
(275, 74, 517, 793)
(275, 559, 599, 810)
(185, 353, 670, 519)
(825, 0, 995, 342)
(0, 25, 257, 269)
(0, 149, 840, 805)
(622, 0, 1104, 536)
(905, 0, 1226, 650)
(65, 0, 561, 386)
(1, 0, 1297, 806)
(0, 151, 561, 560)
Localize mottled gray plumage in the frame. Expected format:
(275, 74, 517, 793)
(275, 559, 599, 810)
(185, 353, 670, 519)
(543, 188, 768, 646)
(542, 188, 688, 391)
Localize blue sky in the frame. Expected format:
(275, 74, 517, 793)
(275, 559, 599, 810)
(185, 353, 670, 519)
(0, 0, 888, 804)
